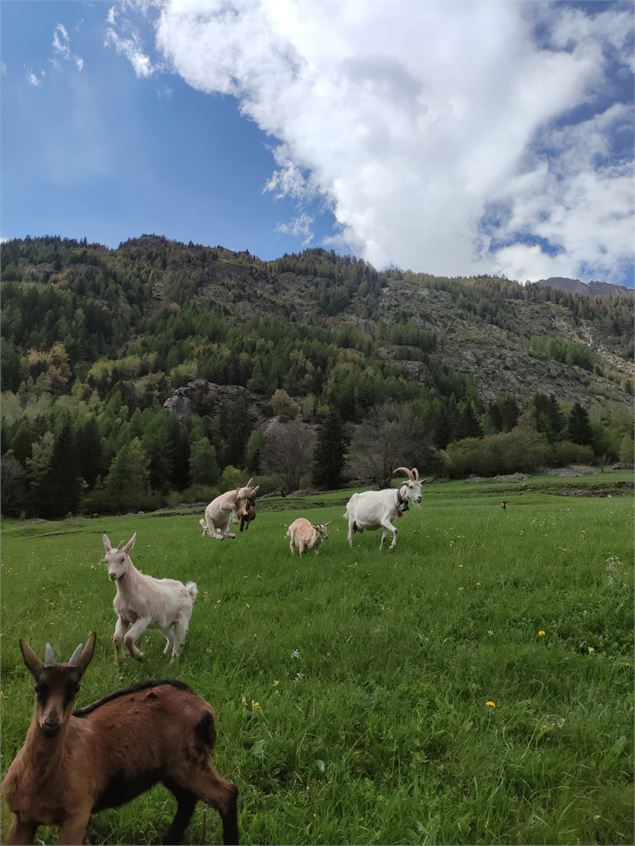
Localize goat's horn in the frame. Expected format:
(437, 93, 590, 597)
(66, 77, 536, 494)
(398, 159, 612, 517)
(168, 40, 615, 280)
(68, 643, 84, 666)
(244, 478, 253, 488)
(323, 521, 331, 527)
(393, 466, 414, 480)
(412, 468, 420, 480)
(45, 643, 55, 666)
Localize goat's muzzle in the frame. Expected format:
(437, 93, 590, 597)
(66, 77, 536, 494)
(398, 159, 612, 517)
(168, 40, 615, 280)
(41, 719, 61, 737)
(109, 573, 125, 582)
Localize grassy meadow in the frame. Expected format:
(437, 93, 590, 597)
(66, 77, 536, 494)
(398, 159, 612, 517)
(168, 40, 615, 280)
(1, 471, 633, 845)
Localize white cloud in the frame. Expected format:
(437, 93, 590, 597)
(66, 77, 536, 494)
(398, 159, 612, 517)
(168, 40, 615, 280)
(26, 69, 44, 86)
(104, 8, 157, 78)
(275, 213, 315, 245)
(52, 22, 84, 71)
(136, 0, 633, 282)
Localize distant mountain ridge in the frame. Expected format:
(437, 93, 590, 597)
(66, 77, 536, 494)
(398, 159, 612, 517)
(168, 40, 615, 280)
(1, 235, 633, 413)
(535, 276, 633, 298)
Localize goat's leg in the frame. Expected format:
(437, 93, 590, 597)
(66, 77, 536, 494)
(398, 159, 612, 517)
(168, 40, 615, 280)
(163, 782, 198, 845)
(6, 816, 38, 845)
(289, 539, 294, 555)
(113, 616, 128, 663)
(347, 518, 354, 547)
(164, 627, 175, 655)
(379, 528, 387, 549)
(380, 518, 398, 550)
(187, 770, 239, 845)
(171, 615, 191, 662)
(123, 617, 151, 659)
(58, 807, 91, 845)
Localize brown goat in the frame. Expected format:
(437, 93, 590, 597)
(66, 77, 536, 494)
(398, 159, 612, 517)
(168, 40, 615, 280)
(2, 634, 239, 845)
(239, 497, 256, 532)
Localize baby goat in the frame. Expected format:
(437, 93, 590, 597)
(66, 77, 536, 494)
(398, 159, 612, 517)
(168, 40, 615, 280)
(287, 518, 330, 555)
(2, 634, 238, 845)
(103, 533, 197, 663)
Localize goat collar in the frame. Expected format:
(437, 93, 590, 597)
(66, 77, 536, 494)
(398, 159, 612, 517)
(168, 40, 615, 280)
(396, 485, 409, 508)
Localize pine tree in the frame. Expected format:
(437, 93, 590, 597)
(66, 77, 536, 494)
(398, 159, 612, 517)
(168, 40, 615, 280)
(568, 403, 594, 445)
(77, 417, 103, 489)
(313, 409, 345, 489)
(104, 437, 152, 511)
(48, 423, 82, 517)
(189, 437, 220, 486)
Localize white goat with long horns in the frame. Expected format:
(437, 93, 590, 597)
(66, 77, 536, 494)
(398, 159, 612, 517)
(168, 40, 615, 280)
(345, 467, 425, 550)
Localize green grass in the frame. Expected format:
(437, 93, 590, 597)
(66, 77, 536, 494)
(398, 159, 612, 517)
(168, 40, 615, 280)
(1, 472, 633, 844)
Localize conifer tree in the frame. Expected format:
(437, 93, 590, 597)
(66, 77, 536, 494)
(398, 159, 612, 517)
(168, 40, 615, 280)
(568, 402, 594, 446)
(313, 408, 345, 489)
(189, 437, 220, 486)
(104, 437, 152, 511)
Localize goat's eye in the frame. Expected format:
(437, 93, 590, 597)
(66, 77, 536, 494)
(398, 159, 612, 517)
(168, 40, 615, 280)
(35, 684, 48, 698)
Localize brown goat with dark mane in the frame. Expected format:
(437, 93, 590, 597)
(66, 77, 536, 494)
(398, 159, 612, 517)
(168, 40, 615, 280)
(1, 633, 239, 845)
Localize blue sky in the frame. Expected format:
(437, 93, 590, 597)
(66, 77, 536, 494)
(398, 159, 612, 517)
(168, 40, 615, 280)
(2, 1, 633, 285)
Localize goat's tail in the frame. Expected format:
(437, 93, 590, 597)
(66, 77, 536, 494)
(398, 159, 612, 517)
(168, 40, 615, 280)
(186, 581, 198, 601)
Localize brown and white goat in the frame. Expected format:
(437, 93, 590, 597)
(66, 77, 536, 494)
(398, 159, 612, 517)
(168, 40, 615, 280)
(1, 634, 239, 845)
(287, 517, 330, 555)
(200, 478, 259, 540)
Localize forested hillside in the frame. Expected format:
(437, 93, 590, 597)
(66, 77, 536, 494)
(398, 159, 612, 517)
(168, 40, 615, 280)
(2, 235, 633, 517)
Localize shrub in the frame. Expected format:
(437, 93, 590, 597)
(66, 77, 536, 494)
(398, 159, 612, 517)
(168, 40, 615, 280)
(549, 440, 595, 467)
(447, 429, 550, 478)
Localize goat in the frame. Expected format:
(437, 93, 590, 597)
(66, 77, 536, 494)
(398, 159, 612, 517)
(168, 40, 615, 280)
(287, 518, 330, 555)
(1, 633, 239, 845)
(103, 533, 197, 663)
(345, 467, 425, 550)
(201, 478, 259, 540)
(239, 497, 257, 532)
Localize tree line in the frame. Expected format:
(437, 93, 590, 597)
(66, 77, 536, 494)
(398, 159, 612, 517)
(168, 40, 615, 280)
(1, 236, 632, 517)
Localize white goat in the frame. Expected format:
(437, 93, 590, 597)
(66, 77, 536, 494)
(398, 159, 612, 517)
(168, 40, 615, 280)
(345, 467, 425, 550)
(103, 533, 197, 663)
(201, 478, 260, 540)
(287, 518, 330, 555)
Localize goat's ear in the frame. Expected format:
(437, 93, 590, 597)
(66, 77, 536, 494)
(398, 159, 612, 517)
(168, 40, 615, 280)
(20, 639, 44, 679)
(123, 533, 137, 553)
(103, 533, 112, 553)
(68, 632, 96, 676)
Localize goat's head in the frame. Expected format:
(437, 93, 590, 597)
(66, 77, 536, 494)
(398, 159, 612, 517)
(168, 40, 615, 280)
(393, 467, 426, 504)
(315, 521, 331, 538)
(19, 633, 96, 737)
(103, 532, 136, 582)
(237, 478, 260, 502)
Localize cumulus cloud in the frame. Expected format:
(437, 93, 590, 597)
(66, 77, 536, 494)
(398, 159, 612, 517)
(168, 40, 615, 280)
(128, 0, 633, 282)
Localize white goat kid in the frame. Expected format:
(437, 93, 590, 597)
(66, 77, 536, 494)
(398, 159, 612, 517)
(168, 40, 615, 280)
(345, 467, 425, 550)
(103, 533, 198, 663)
(287, 518, 331, 555)
(201, 478, 260, 541)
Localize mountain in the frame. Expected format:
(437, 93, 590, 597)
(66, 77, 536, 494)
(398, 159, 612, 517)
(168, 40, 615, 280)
(2, 235, 633, 412)
(535, 276, 633, 298)
(2, 235, 633, 517)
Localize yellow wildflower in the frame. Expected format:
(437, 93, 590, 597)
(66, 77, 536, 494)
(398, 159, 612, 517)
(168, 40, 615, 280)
(251, 700, 261, 710)
(485, 700, 496, 709)
(538, 630, 546, 637)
